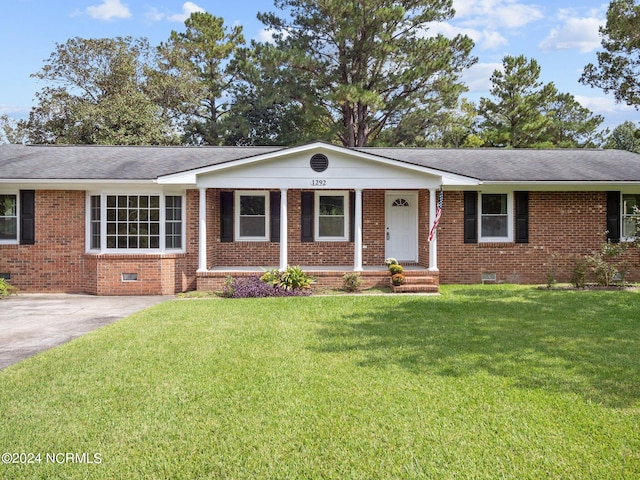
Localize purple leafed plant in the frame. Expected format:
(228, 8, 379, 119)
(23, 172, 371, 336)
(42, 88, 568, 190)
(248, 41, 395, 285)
(231, 277, 312, 298)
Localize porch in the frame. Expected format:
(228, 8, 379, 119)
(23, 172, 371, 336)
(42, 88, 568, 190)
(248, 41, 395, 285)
(196, 265, 439, 293)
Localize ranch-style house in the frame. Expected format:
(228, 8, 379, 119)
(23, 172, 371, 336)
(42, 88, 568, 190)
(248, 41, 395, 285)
(1, 141, 639, 294)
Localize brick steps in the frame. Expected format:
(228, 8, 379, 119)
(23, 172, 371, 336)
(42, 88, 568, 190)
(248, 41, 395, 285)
(390, 272, 439, 294)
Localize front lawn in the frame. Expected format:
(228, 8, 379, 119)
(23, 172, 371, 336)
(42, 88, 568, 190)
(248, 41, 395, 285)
(1, 286, 639, 479)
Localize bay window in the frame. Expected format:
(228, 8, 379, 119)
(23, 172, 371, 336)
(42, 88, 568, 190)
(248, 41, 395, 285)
(88, 193, 184, 252)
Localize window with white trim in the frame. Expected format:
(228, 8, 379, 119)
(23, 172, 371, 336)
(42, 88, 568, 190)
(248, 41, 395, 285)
(479, 193, 513, 242)
(235, 191, 269, 241)
(622, 194, 640, 240)
(315, 191, 349, 241)
(88, 194, 184, 252)
(0, 194, 17, 243)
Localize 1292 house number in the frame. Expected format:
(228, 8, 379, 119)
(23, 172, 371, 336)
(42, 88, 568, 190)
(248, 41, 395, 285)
(311, 179, 327, 186)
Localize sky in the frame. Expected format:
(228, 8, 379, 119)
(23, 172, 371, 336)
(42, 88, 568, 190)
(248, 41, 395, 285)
(1, 0, 639, 132)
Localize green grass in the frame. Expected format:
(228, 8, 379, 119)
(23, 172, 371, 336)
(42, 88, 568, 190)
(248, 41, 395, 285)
(1, 285, 639, 479)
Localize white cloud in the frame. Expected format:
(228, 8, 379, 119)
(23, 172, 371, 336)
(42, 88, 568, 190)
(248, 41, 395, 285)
(0, 104, 29, 117)
(167, 2, 205, 22)
(539, 15, 603, 53)
(574, 95, 635, 115)
(86, 0, 131, 21)
(452, 0, 544, 29)
(145, 7, 165, 23)
(461, 62, 503, 93)
(425, 22, 507, 51)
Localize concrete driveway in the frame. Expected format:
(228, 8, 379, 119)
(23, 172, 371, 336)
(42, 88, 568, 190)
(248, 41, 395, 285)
(0, 294, 172, 370)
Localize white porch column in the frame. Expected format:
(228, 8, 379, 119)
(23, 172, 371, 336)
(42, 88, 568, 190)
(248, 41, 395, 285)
(279, 188, 288, 271)
(197, 188, 207, 272)
(428, 188, 439, 272)
(353, 188, 364, 272)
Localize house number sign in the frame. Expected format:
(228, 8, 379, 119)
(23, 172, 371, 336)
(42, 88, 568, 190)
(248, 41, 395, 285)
(311, 179, 327, 186)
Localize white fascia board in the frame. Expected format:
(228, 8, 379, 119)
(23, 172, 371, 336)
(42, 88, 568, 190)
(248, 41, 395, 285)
(473, 180, 640, 191)
(0, 179, 157, 190)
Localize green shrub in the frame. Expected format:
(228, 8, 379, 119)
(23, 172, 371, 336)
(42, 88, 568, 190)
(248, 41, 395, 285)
(586, 243, 628, 287)
(570, 257, 588, 288)
(391, 273, 405, 286)
(259, 269, 280, 285)
(220, 275, 234, 297)
(277, 265, 313, 291)
(0, 278, 15, 298)
(587, 253, 618, 287)
(342, 272, 362, 293)
(388, 264, 404, 275)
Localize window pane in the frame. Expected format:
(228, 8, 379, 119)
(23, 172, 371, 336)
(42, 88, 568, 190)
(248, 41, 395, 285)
(623, 194, 640, 215)
(319, 196, 344, 216)
(319, 217, 345, 237)
(90, 195, 101, 250)
(240, 217, 266, 237)
(481, 216, 508, 237)
(0, 195, 16, 217)
(482, 194, 507, 215)
(0, 218, 17, 240)
(623, 218, 637, 238)
(240, 195, 265, 216)
(623, 194, 640, 238)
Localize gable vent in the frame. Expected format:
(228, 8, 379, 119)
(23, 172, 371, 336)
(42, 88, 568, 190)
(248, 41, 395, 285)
(310, 153, 329, 172)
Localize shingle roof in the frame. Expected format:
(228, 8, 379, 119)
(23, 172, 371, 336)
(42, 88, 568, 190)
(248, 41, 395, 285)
(1, 143, 639, 183)
(357, 147, 640, 182)
(0, 144, 284, 180)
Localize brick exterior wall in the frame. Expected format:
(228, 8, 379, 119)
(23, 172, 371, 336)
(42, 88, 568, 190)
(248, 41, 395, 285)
(437, 191, 640, 284)
(0, 189, 199, 295)
(0, 190, 86, 293)
(2, 188, 639, 294)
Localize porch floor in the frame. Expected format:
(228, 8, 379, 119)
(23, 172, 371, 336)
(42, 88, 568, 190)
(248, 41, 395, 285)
(206, 265, 431, 272)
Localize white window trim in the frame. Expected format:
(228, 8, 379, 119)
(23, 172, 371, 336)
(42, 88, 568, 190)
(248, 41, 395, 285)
(622, 193, 640, 242)
(478, 192, 513, 243)
(315, 191, 349, 242)
(235, 190, 270, 242)
(0, 192, 19, 245)
(85, 192, 186, 254)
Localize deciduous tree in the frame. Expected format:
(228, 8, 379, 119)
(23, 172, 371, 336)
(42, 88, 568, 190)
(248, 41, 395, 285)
(26, 37, 179, 145)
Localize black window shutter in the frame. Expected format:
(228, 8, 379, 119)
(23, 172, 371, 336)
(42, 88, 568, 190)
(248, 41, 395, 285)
(349, 191, 355, 242)
(270, 191, 281, 242)
(301, 192, 314, 242)
(220, 191, 234, 243)
(606, 191, 621, 243)
(463, 191, 477, 244)
(20, 190, 35, 245)
(515, 191, 529, 244)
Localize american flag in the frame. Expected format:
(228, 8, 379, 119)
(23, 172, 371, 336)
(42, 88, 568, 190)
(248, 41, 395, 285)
(428, 190, 443, 242)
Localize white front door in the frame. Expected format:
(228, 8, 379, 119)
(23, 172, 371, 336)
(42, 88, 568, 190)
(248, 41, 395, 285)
(385, 192, 418, 262)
